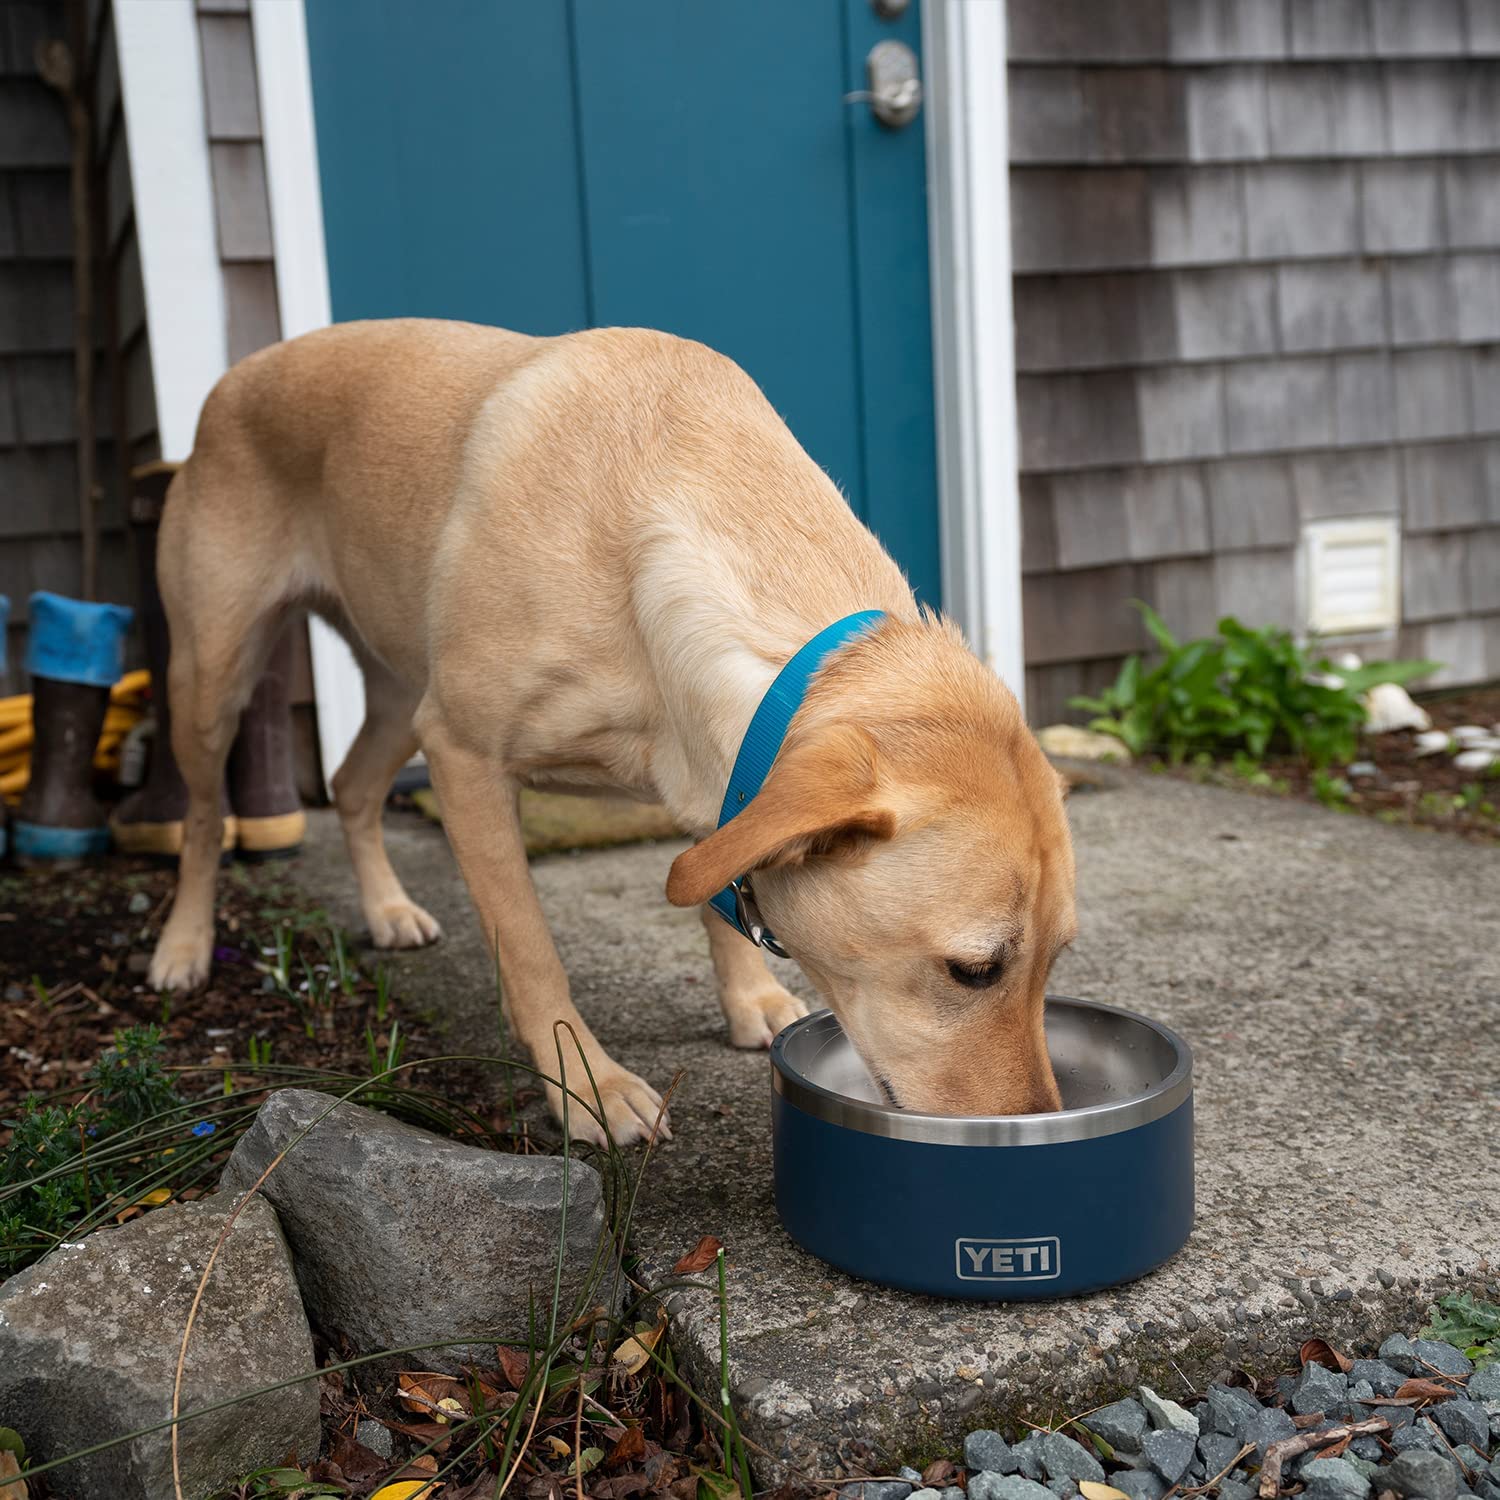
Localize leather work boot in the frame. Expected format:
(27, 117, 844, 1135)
(228, 625, 306, 859)
(109, 463, 236, 858)
(14, 591, 134, 866)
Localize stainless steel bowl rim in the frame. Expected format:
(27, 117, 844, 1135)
(770, 995, 1193, 1145)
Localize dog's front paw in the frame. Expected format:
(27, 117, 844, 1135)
(549, 1067, 670, 1148)
(723, 983, 809, 1050)
(148, 929, 212, 992)
(367, 898, 442, 949)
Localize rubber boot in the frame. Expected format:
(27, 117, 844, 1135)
(14, 591, 133, 866)
(228, 625, 305, 859)
(109, 465, 237, 858)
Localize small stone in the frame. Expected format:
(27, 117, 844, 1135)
(966, 1431, 1016, 1475)
(1205, 1384, 1262, 1442)
(1301, 1457, 1371, 1500)
(1413, 1339, 1475, 1377)
(1455, 748, 1500, 771)
(1039, 1433, 1105, 1485)
(128, 889, 152, 914)
(1088, 1400, 1150, 1454)
(967, 1478, 1053, 1500)
(907, 1488, 943, 1500)
(1349, 1379, 1375, 1402)
(1469, 1366, 1500, 1401)
(1292, 1362, 1348, 1415)
(1347, 1457, 1384, 1483)
(900, 1469, 924, 1485)
(1046, 1481, 1079, 1500)
(1036, 724, 1131, 764)
(1013, 1434, 1047, 1481)
(1110, 1471, 1167, 1500)
(1140, 1386, 1200, 1437)
(1385, 1448, 1459, 1500)
(843, 1485, 912, 1500)
(1455, 1445, 1490, 1472)
(1451, 724, 1493, 746)
(1391, 1424, 1440, 1455)
(1349, 1437, 1382, 1461)
(1143, 1430, 1196, 1486)
(1245, 1406, 1296, 1459)
(1414, 729, 1452, 755)
(1197, 1432, 1241, 1477)
(1434, 1399, 1492, 1451)
(357, 1419, 394, 1459)
(1218, 1482, 1256, 1500)
(1346, 761, 1378, 778)
(1380, 1334, 1421, 1373)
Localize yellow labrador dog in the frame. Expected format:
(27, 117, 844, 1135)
(149, 320, 1076, 1143)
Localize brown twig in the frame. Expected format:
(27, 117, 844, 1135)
(1421, 1415, 1477, 1483)
(1415, 1356, 1470, 1387)
(1170, 1442, 1255, 1499)
(1258, 1417, 1390, 1498)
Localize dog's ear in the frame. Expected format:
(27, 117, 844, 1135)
(665, 723, 896, 908)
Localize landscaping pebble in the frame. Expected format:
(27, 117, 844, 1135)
(1204, 1383, 1260, 1441)
(220, 1088, 612, 1373)
(1385, 1448, 1460, 1500)
(1435, 1399, 1494, 1451)
(1349, 1358, 1406, 1395)
(1045, 1480, 1079, 1500)
(1245, 1405, 1297, 1458)
(845, 1484, 912, 1500)
(965, 1430, 1015, 1474)
(1291, 1361, 1347, 1415)
(1140, 1385, 1200, 1436)
(1089, 1399, 1150, 1453)
(1198, 1431, 1243, 1476)
(1143, 1429, 1197, 1485)
(0, 1197, 318, 1500)
(968, 1477, 1053, 1500)
(1381, 1333, 1474, 1376)
(1038, 1431, 1105, 1484)
(1472, 1367, 1500, 1401)
(1012, 1434, 1047, 1480)
(1301, 1457, 1371, 1500)
(357, 1418, 394, 1459)
(1111, 1470, 1168, 1500)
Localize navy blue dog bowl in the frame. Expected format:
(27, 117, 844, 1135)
(770, 997, 1194, 1299)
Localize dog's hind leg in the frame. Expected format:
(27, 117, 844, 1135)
(331, 658, 441, 949)
(701, 905, 809, 1048)
(148, 515, 282, 990)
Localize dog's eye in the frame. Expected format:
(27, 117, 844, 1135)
(946, 957, 1005, 990)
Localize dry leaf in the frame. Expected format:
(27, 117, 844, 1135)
(922, 1459, 957, 1487)
(497, 1344, 531, 1389)
(1079, 1485, 1131, 1500)
(672, 1236, 723, 1275)
(1300, 1338, 1354, 1373)
(1392, 1378, 1454, 1402)
(137, 1187, 172, 1208)
(607, 1426, 648, 1467)
(0, 1451, 27, 1500)
(370, 1482, 442, 1500)
(398, 1372, 471, 1422)
(612, 1312, 668, 1375)
(545, 1436, 572, 1459)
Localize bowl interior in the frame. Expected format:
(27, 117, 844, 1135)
(782, 998, 1181, 1114)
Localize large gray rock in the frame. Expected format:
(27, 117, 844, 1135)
(220, 1089, 612, 1374)
(1300, 1457, 1370, 1500)
(1385, 1448, 1459, 1500)
(1088, 1398, 1150, 1454)
(0, 1198, 318, 1500)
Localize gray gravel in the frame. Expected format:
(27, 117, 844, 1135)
(852, 1326, 1497, 1500)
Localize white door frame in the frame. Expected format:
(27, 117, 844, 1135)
(251, 0, 365, 792)
(921, 0, 1026, 709)
(126, 0, 1026, 782)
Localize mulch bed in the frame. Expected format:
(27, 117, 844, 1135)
(1167, 685, 1500, 843)
(0, 855, 442, 1123)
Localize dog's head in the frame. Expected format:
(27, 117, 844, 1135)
(665, 619, 1076, 1116)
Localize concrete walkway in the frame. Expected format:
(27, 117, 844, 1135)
(290, 773, 1500, 1481)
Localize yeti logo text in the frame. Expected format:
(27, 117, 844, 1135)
(954, 1236, 1061, 1281)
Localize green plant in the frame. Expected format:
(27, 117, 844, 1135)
(1070, 603, 1438, 768)
(1310, 768, 1353, 810)
(1422, 1291, 1500, 1367)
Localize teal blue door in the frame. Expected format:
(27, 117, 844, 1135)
(304, 0, 940, 604)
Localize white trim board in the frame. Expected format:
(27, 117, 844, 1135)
(251, 0, 365, 793)
(921, 0, 1026, 712)
(114, 0, 227, 461)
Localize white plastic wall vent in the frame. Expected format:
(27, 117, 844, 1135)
(1300, 517, 1401, 636)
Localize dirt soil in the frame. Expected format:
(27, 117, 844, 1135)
(1175, 685, 1500, 841)
(0, 856, 444, 1122)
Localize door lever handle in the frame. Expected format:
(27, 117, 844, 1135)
(845, 39, 922, 129)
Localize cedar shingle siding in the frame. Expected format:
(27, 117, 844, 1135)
(1012, 0, 1500, 721)
(0, 0, 155, 691)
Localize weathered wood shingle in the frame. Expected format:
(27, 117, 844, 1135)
(1010, 0, 1500, 711)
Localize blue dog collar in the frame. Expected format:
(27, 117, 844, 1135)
(708, 610, 885, 951)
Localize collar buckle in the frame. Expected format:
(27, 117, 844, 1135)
(732, 876, 789, 958)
